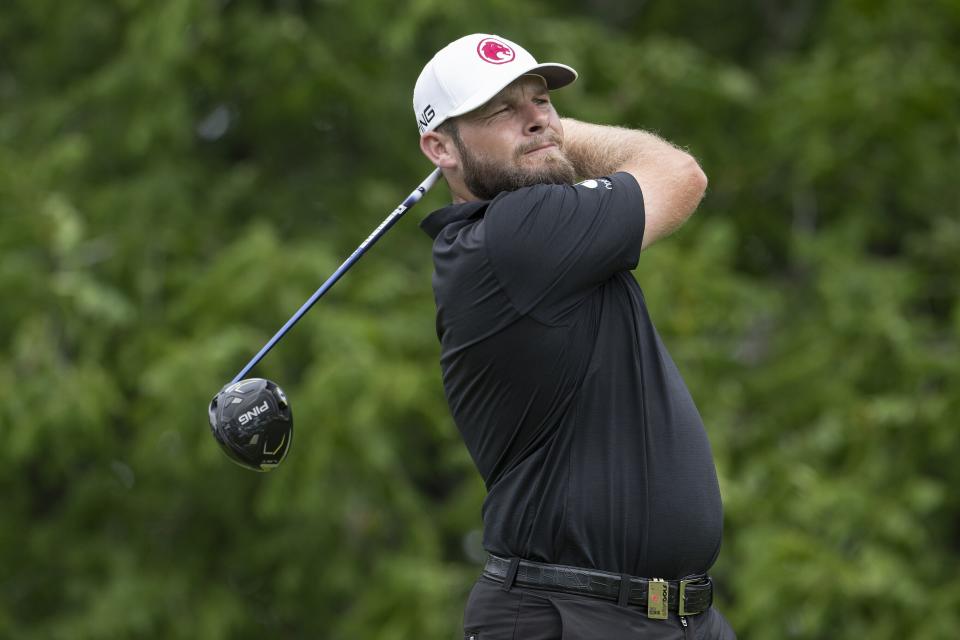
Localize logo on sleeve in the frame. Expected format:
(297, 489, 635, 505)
(575, 178, 613, 190)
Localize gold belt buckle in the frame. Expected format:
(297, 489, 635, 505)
(647, 578, 668, 619)
(678, 579, 693, 616)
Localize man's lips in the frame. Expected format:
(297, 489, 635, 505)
(523, 143, 558, 155)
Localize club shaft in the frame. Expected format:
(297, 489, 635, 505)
(231, 167, 443, 384)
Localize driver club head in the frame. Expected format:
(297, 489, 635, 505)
(208, 378, 293, 472)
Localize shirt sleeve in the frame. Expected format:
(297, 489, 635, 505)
(484, 172, 645, 321)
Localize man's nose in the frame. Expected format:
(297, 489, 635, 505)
(523, 104, 549, 135)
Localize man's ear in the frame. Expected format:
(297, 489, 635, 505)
(420, 131, 459, 169)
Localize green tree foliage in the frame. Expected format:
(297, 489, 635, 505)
(1, 0, 957, 637)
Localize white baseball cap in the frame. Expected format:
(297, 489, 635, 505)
(413, 33, 577, 135)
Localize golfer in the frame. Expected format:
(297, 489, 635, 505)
(415, 34, 736, 639)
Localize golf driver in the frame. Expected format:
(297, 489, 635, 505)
(208, 167, 443, 471)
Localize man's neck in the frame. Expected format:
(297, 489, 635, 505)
(443, 170, 478, 204)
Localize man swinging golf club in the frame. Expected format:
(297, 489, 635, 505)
(415, 34, 736, 639)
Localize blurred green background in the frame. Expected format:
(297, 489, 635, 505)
(2, 0, 958, 637)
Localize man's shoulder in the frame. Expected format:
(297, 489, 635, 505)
(489, 173, 638, 210)
(488, 181, 566, 209)
(485, 173, 639, 228)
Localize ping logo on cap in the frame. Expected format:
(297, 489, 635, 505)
(417, 104, 435, 133)
(477, 37, 515, 64)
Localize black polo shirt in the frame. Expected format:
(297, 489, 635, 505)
(420, 172, 723, 579)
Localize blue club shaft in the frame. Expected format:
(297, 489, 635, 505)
(231, 168, 443, 384)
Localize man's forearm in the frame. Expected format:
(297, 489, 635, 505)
(560, 118, 685, 180)
(560, 117, 708, 250)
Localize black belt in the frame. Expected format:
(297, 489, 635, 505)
(483, 555, 713, 617)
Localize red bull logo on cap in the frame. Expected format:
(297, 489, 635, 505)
(477, 37, 515, 64)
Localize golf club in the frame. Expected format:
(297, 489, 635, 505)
(208, 167, 444, 471)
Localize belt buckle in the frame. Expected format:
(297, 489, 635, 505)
(646, 578, 668, 619)
(678, 579, 693, 616)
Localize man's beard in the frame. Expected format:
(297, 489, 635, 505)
(456, 135, 577, 201)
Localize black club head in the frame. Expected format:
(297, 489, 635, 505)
(208, 378, 293, 472)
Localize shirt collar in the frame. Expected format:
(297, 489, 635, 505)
(419, 200, 489, 239)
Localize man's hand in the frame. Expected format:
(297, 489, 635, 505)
(560, 118, 708, 251)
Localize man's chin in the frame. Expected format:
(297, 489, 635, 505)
(460, 149, 577, 199)
(521, 156, 577, 186)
